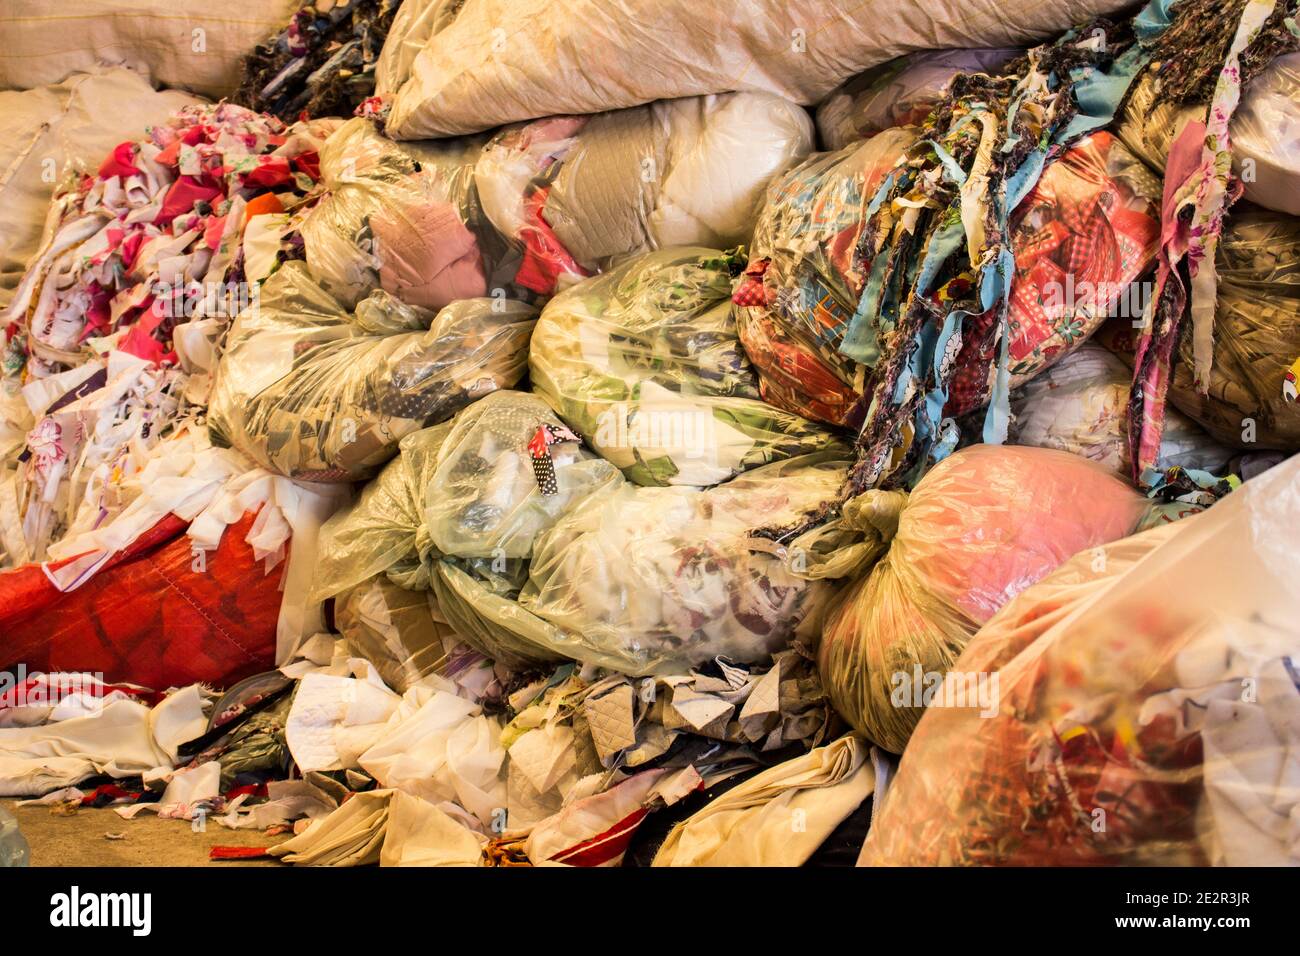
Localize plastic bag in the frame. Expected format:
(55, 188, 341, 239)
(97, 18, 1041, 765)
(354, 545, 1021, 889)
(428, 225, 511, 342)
(208, 262, 535, 482)
(519, 452, 847, 674)
(423, 391, 623, 561)
(1010, 342, 1233, 476)
(378, 0, 1138, 138)
(530, 247, 842, 487)
(819, 444, 1152, 753)
(860, 452, 1300, 865)
(815, 48, 1021, 150)
(734, 128, 914, 426)
(473, 93, 814, 296)
(943, 132, 1162, 417)
(1118, 54, 1300, 217)
(300, 118, 519, 310)
(1098, 207, 1300, 452)
(311, 391, 619, 670)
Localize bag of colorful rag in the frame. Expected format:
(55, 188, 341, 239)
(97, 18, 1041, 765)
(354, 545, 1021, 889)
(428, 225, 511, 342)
(1009, 341, 1233, 476)
(818, 444, 1155, 754)
(207, 262, 535, 482)
(860, 452, 1300, 865)
(300, 118, 519, 311)
(472, 93, 814, 296)
(518, 451, 847, 674)
(733, 128, 915, 427)
(1099, 207, 1300, 453)
(815, 48, 1021, 150)
(529, 247, 842, 487)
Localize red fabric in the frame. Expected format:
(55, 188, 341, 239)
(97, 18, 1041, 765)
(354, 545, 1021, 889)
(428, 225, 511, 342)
(209, 846, 272, 860)
(155, 176, 223, 228)
(514, 186, 590, 295)
(549, 807, 649, 867)
(0, 512, 280, 690)
(98, 142, 141, 180)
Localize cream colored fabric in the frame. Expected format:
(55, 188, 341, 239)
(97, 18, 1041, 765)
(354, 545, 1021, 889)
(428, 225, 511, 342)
(0, 1, 298, 98)
(270, 789, 485, 867)
(651, 736, 876, 867)
(382, 0, 1138, 139)
(0, 67, 200, 309)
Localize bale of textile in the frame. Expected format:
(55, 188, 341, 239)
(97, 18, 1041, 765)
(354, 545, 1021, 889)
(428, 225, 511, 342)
(0, 0, 299, 99)
(1009, 342, 1233, 476)
(1118, 52, 1300, 217)
(1099, 207, 1300, 453)
(0, 511, 280, 691)
(860, 452, 1300, 865)
(472, 93, 814, 297)
(312, 391, 621, 668)
(815, 48, 1021, 151)
(0, 68, 201, 312)
(518, 452, 847, 674)
(834, 9, 1171, 494)
(207, 261, 536, 482)
(233, 0, 401, 123)
(529, 247, 842, 487)
(819, 444, 1152, 753)
(733, 129, 915, 427)
(299, 118, 514, 311)
(735, 129, 1160, 434)
(376, 0, 1139, 139)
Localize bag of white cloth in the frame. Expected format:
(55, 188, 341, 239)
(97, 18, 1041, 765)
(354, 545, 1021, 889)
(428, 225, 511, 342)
(517, 452, 847, 675)
(0, 0, 299, 99)
(1009, 342, 1233, 476)
(208, 262, 535, 482)
(529, 247, 842, 487)
(378, 0, 1139, 139)
(312, 391, 621, 669)
(815, 48, 1020, 150)
(1118, 54, 1300, 216)
(472, 93, 814, 296)
(0, 67, 201, 311)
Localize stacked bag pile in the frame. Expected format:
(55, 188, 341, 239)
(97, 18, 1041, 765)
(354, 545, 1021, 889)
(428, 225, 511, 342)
(0, 0, 1297, 869)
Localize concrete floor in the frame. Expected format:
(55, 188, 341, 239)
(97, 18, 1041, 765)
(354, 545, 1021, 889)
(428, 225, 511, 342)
(4, 798, 290, 867)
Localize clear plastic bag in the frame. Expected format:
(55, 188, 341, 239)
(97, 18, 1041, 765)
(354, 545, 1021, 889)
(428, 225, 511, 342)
(1010, 342, 1233, 476)
(819, 444, 1152, 753)
(300, 118, 523, 310)
(1098, 207, 1300, 452)
(860, 453, 1300, 865)
(473, 93, 814, 296)
(529, 247, 843, 487)
(815, 48, 1021, 150)
(208, 262, 535, 482)
(1119, 55, 1300, 217)
(423, 390, 624, 560)
(519, 452, 847, 674)
(734, 128, 914, 427)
